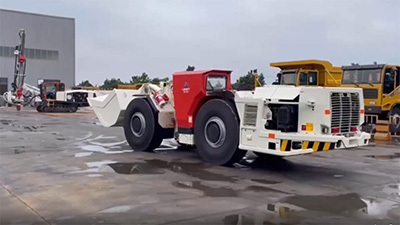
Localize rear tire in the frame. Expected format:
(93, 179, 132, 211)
(194, 99, 246, 166)
(123, 98, 163, 151)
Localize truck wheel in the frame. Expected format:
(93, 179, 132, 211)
(390, 106, 400, 117)
(194, 99, 246, 166)
(36, 105, 43, 112)
(124, 98, 162, 151)
(69, 106, 78, 113)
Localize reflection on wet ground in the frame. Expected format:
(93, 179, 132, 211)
(366, 153, 400, 159)
(221, 193, 400, 224)
(251, 179, 281, 185)
(106, 162, 164, 175)
(172, 181, 286, 197)
(88, 159, 237, 182)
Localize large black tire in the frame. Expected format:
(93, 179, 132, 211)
(194, 99, 246, 166)
(69, 106, 78, 113)
(36, 105, 43, 112)
(390, 106, 400, 117)
(123, 98, 163, 151)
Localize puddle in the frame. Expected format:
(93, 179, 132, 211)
(0, 120, 43, 132)
(0, 120, 13, 125)
(366, 153, 400, 159)
(105, 162, 164, 175)
(281, 193, 367, 214)
(243, 185, 288, 194)
(98, 205, 132, 213)
(251, 178, 281, 185)
(172, 181, 287, 197)
(172, 181, 238, 197)
(222, 193, 400, 224)
(144, 159, 237, 182)
(77, 158, 238, 183)
(71, 160, 117, 174)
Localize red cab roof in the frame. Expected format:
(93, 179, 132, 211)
(173, 70, 232, 76)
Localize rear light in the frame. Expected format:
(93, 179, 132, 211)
(301, 125, 306, 131)
(331, 128, 339, 133)
(351, 127, 357, 132)
(268, 134, 275, 139)
(360, 109, 365, 114)
(325, 110, 331, 115)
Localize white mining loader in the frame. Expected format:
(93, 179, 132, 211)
(88, 70, 370, 165)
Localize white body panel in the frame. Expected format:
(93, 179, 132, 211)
(235, 85, 370, 156)
(88, 89, 141, 127)
(88, 84, 175, 128)
(55, 89, 97, 102)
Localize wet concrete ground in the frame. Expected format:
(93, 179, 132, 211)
(0, 107, 399, 225)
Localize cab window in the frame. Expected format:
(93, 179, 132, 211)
(58, 83, 65, 91)
(383, 68, 395, 94)
(299, 72, 317, 85)
(396, 67, 399, 87)
(206, 75, 227, 91)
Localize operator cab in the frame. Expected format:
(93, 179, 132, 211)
(270, 60, 341, 87)
(277, 69, 318, 86)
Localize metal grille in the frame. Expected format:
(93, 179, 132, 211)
(331, 92, 360, 133)
(362, 89, 378, 99)
(243, 104, 258, 127)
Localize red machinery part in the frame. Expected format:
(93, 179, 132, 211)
(154, 92, 166, 106)
(172, 70, 232, 129)
(17, 88, 23, 98)
(19, 55, 26, 63)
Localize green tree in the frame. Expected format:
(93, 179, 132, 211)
(130, 72, 151, 84)
(101, 78, 125, 90)
(186, 65, 195, 71)
(231, 71, 265, 90)
(151, 77, 169, 84)
(77, 80, 93, 87)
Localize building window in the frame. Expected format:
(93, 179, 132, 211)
(0, 46, 58, 60)
(0, 77, 8, 95)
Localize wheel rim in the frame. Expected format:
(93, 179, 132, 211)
(204, 116, 226, 148)
(130, 112, 146, 137)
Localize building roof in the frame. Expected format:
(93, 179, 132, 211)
(0, 8, 74, 21)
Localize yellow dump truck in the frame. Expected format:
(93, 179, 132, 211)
(341, 63, 400, 118)
(270, 60, 342, 87)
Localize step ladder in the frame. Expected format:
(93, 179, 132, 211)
(374, 120, 390, 141)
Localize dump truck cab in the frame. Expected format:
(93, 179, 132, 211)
(341, 63, 400, 118)
(271, 60, 342, 87)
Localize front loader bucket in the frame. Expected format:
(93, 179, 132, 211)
(88, 89, 140, 127)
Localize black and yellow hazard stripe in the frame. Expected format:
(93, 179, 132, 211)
(280, 140, 292, 152)
(280, 140, 335, 152)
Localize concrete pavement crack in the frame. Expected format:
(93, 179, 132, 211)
(0, 183, 52, 225)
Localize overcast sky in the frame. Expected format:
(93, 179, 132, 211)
(1, 0, 399, 85)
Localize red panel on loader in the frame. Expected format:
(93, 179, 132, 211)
(172, 70, 232, 131)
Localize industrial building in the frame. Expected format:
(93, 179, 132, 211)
(0, 9, 75, 96)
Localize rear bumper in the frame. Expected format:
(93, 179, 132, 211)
(240, 132, 371, 157)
